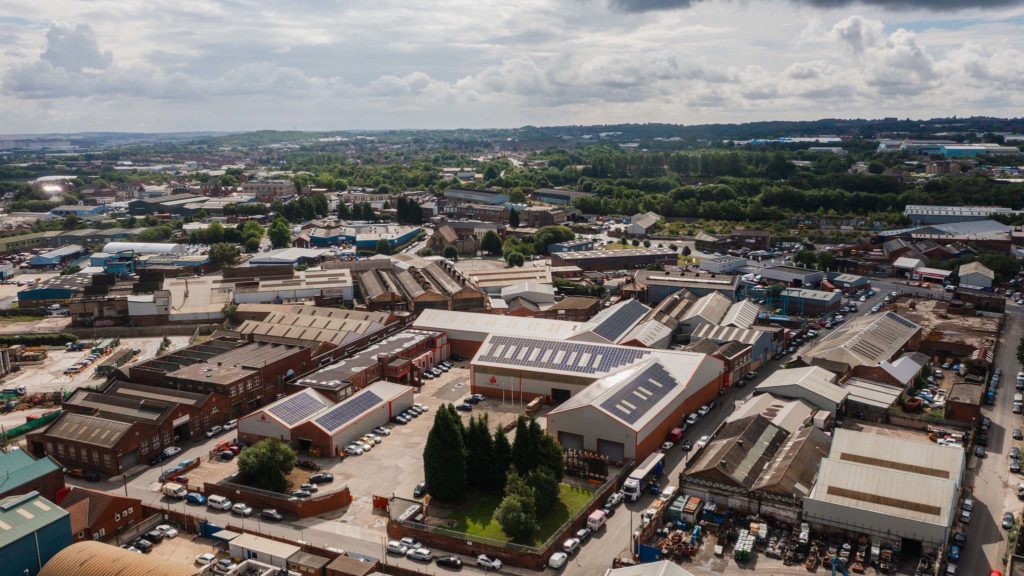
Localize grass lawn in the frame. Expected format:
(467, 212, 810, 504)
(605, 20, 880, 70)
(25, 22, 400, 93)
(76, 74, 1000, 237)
(448, 484, 594, 545)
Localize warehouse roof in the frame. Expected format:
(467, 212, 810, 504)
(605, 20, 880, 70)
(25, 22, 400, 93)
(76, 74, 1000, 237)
(45, 413, 132, 448)
(841, 378, 903, 409)
(800, 311, 921, 371)
(102, 241, 184, 255)
(237, 308, 387, 347)
(620, 320, 672, 348)
(256, 389, 333, 428)
(727, 393, 817, 434)
(0, 449, 60, 496)
(750, 425, 832, 497)
(755, 366, 847, 408)
(681, 292, 731, 324)
(547, 353, 723, 432)
(690, 323, 773, 347)
(829, 428, 964, 480)
(310, 381, 410, 434)
(475, 335, 652, 377)
(893, 256, 924, 270)
(781, 288, 839, 302)
(686, 415, 789, 489)
(0, 492, 68, 549)
(573, 299, 651, 343)
(554, 247, 677, 261)
(248, 248, 329, 265)
(958, 261, 995, 280)
(721, 299, 760, 329)
(413, 309, 583, 341)
(40, 541, 200, 576)
(879, 353, 927, 386)
(603, 560, 697, 576)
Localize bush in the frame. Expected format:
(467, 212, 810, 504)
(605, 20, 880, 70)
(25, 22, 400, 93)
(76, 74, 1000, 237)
(443, 245, 459, 261)
(495, 470, 538, 543)
(0, 332, 77, 346)
(506, 252, 525, 267)
(236, 439, 298, 493)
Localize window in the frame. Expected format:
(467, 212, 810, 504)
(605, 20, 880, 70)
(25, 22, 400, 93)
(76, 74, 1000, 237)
(68, 446, 76, 460)
(92, 450, 100, 464)
(77, 531, 84, 539)
(140, 438, 149, 454)
(56, 444, 64, 457)
(97, 528, 105, 537)
(102, 454, 111, 467)
(152, 435, 160, 449)
(46, 442, 53, 453)
(127, 507, 133, 515)
(115, 512, 121, 521)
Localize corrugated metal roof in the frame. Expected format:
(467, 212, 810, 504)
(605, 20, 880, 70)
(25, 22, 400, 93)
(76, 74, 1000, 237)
(0, 492, 69, 549)
(681, 292, 731, 324)
(727, 393, 817, 434)
(39, 540, 199, 576)
(414, 309, 583, 341)
(755, 366, 847, 407)
(0, 449, 61, 495)
(721, 299, 760, 329)
(46, 413, 132, 448)
(800, 311, 921, 370)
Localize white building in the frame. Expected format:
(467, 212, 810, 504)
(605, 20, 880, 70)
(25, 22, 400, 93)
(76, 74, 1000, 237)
(626, 211, 661, 236)
(102, 241, 184, 255)
(228, 533, 300, 568)
(700, 255, 748, 274)
(802, 429, 965, 551)
(958, 261, 995, 290)
(754, 366, 846, 415)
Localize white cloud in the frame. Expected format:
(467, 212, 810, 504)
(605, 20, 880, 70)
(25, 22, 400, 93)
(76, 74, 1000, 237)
(0, 0, 1023, 131)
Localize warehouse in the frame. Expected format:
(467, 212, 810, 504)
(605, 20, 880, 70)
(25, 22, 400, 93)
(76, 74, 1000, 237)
(102, 241, 185, 255)
(958, 261, 995, 290)
(754, 366, 846, 415)
(471, 335, 723, 408)
(292, 381, 413, 457)
(548, 238, 595, 253)
(689, 323, 777, 369)
(778, 288, 842, 316)
(530, 188, 594, 205)
(803, 429, 965, 552)
(237, 388, 333, 448)
(466, 267, 551, 294)
(550, 247, 677, 271)
(631, 269, 740, 303)
(678, 292, 731, 336)
(626, 211, 661, 236)
(16, 272, 93, 309)
(413, 309, 583, 357)
(544, 352, 724, 463)
(0, 492, 71, 576)
(798, 311, 922, 375)
(700, 255, 747, 274)
(827, 273, 870, 292)
(747, 265, 824, 288)
(232, 269, 355, 305)
(28, 244, 84, 268)
(248, 248, 329, 267)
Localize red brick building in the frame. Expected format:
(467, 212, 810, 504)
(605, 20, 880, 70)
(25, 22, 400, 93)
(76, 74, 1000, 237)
(61, 487, 143, 542)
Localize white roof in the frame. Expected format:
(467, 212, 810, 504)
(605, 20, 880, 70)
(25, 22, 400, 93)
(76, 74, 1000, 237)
(102, 241, 184, 255)
(755, 366, 847, 408)
(800, 311, 920, 370)
(690, 323, 773, 347)
(413, 309, 582, 341)
(893, 256, 924, 270)
(841, 378, 902, 409)
(604, 560, 697, 576)
(721, 299, 760, 329)
(879, 354, 926, 386)
(727, 393, 817, 434)
(249, 248, 329, 264)
(620, 320, 672, 347)
(681, 292, 731, 324)
(230, 533, 301, 559)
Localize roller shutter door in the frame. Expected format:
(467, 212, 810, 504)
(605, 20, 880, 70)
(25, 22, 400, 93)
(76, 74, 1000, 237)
(597, 438, 625, 463)
(558, 431, 584, 451)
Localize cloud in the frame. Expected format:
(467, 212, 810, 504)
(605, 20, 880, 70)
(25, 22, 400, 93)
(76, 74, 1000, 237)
(40, 23, 111, 72)
(608, 0, 1022, 12)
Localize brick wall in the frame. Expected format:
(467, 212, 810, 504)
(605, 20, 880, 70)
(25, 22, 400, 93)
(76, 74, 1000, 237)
(203, 481, 352, 518)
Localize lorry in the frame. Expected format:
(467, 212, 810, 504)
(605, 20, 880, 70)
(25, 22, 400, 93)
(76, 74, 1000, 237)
(161, 482, 187, 499)
(622, 452, 665, 502)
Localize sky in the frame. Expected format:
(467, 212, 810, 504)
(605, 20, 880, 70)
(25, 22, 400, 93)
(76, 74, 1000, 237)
(1, 0, 1023, 133)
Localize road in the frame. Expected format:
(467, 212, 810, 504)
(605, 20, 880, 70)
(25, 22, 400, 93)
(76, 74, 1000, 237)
(958, 310, 1022, 576)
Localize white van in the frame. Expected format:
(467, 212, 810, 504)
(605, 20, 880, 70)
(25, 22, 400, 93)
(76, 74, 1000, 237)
(207, 494, 232, 511)
(161, 482, 186, 499)
(587, 509, 607, 532)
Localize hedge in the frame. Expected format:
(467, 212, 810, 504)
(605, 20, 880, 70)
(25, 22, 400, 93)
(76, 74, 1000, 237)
(0, 333, 78, 346)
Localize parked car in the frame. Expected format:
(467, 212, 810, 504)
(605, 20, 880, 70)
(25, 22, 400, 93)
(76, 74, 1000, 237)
(1011, 459, 1020, 474)
(141, 530, 164, 544)
(400, 537, 423, 549)
(185, 492, 206, 505)
(575, 527, 592, 543)
(261, 509, 284, 522)
(476, 555, 502, 570)
(696, 435, 711, 449)
(309, 472, 334, 484)
(373, 426, 391, 436)
(960, 510, 972, 524)
(162, 446, 182, 457)
(218, 450, 234, 461)
(344, 444, 363, 456)
(414, 482, 427, 498)
(195, 553, 216, 566)
(156, 524, 178, 539)
(548, 552, 569, 569)
(605, 491, 624, 508)
(456, 403, 473, 411)
(300, 483, 318, 493)
(406, 548, 433, 562)
(216, 559, 237, 572)
(685, 413, 698, 426)
(1016, 428, 1023, 441)
(231, 503, 253, 517)
(562, 538, 581, 555)
(1004, 512, 1017, 530)
(975, 446, 986, 458)
(223, 419, 238, 431)
(291, 490, 312, 499)
(697, 405, 711, 416)
(204, 425, 223, 438)
(681, 441, 693, 453)
(132, 539, 153, 553)
(386, 541, 408, 556)
(436, 555, 463, 568)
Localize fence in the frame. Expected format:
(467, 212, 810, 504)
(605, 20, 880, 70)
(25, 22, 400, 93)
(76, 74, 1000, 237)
(203, 479, 352, 518)
(113, 513, 163, 545)
(1, 409, 61, 441)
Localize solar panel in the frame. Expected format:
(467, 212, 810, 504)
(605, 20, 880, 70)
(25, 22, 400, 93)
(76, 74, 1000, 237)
(267, 392, 328, 426)
(477, 336, 650, 375)
(592, 300, 648, 342)
(598, 362, 679, 425)
(314, 391, 383, 432)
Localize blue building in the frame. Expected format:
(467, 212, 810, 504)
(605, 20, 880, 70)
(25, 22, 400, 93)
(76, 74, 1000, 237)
(548, 238, 595, 253)
(47, 205, 108, 218)
(354, 225, 421, 249)
(443, 188, 510, 205)
(0, 491, 71, 576)
(28, 245, 84, 268)
(16, 272, 92, 309)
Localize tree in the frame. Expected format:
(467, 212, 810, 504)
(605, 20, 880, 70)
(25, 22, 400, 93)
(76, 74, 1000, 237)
(423, 403, 467, 502)
(794, 249, 817, 268)
(209, 243, 240, 267)
(443, 245, 458, 261)
(337, 201, 351, 220)
(682, 246, 692, 256)
(816, 250, 836, 271)
(464, 415, 494, 489)
(533, 226, 575, 254)
(511, 416, 537, 475)
(244, 237, 261, 252)
(495, 470, 538, 544)
(643, 240, 651, 248)
(491, 428, 512, 491)
(867, 161, 886, 175)
(631, 239, 640, 247)
(481, 230, 503, 256)
(376, 239, 391, 255)
(268, 217, 291, 249)
(526, 466, 560, 514)
(236, 439, 297, 493)
(506, 251, 525, 267)
(509, 207, 520, 228)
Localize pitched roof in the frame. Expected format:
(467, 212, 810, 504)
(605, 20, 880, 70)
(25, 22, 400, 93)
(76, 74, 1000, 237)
(60, 488, 134, 534)
(959, 261, 995, 280)
(0, 449, 61, 495)
(573, 299, 651, 343)
(0, 492, 69, 548)
(800, 311, 921, 371)
(45, 413, 133, 449)
(755, 366, 847, 408)
(681, 292, 731, 325)
(686, 415, 789, 489)
(721, 299, 760, 329)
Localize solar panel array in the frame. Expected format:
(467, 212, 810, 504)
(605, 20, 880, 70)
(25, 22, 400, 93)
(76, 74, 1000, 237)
(477, 336, 649, 375)
(598, 362, 679, 425)
(591, 300, 648, 342)
(267, 391, 329, 426)
(314, 391, 383, 432)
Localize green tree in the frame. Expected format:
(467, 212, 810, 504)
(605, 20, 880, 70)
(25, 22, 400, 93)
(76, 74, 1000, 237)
(61, 216, 81, 230)
(481, 230, 503, 256)
(376, 239, 391, 255)
(244, 237, 261, 252)
(867, 161, 886, 174)
(511, 416, 537, 475)
(526, 466, 560, 514)
(794, 249, 817, 268)
(495, 470, 538, 544)
(236, 439, 297, 493)
(533, 226, 575, 254)
(464, 415, 494, 489)
(268, 217, 291, 249)
(423, 403, 467, 502)
(443, 245, 459, 261)
(491, 428, 512, 491)
(509, 207, 520, 228)
(816, 250, 836, 271)
(643, 240, 651, 248)
(337, 201, 351, 220)
(682, 245, 692, 256)
(209, 242, 240, 267)
(505, 251, 525, 267)
(631, 239, 640, 247)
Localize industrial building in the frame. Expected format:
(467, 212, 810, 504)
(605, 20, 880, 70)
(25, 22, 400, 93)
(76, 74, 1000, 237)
(754, 366, 846, 415)
(232, 269, 356, 305)
(530, 188, 595, 205)
(0, 449, 64, 503)
(678, 292, 732, 336)
(16, 272, 94, 309)
(700, 255, 748, 274)
(803, 429, 965, 552)
(958, 261, 995, 290)
(28, 244, 84, 268)
(240, 382, 413, 457)
(102, 241, 185, 255)
(465, 267, 552, 294)
(689, 323, 778, 368)
(798, 311, 922, 375)
(127, 193, 206, 215)
(61, 487, 144, 542)
(234, 304, 393, 352)
(746, 265, 824, 287)
(904, 204, 1017, 225)
(778, 288, 842, 316)
(827, 273, 871, 292)
(413, 309, 583, 357)
(546, 351, 723, 463)
(39, 541, 201, 576)
(550, 248, 677, 271)
(0, 492, 71, 576)
(248, 248, 329, 267)
(443, 188, 510, 205)
(630, 269, 740, 303)
(548, 238, 595, 253)
(470, 334, 723, 408)
(626, 211, 661, 236)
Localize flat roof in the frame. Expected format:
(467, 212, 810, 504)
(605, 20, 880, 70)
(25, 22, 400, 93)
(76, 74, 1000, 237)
(296, 329, 438, 390)
(554, 247, 676, 260)
(231, 532, 301, 559)
(413, 309, 582, 341)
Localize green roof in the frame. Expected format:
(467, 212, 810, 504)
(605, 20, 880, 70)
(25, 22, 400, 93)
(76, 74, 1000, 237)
(0, 449, 61, 495)
(0, 491, 69, 547)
